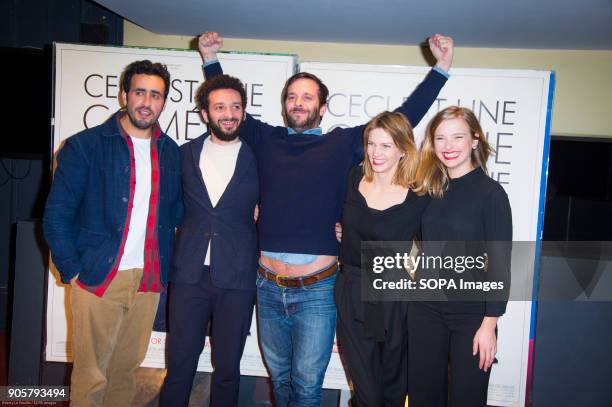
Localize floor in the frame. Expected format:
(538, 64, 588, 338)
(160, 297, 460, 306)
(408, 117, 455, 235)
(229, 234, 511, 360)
(2, 334, 341, 406)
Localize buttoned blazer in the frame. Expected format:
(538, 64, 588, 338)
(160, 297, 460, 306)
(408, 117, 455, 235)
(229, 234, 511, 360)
(170, 134, 259, 289)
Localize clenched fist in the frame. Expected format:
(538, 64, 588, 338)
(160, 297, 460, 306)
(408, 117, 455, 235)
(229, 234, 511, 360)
(428, 34, 454, 73)
(198, 31, 223, 62)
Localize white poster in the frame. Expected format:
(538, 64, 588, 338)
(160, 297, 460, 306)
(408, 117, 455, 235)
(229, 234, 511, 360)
(300, 62, 554, 404)
(47, 45, 552, 401)
(46, 43, 296, 379)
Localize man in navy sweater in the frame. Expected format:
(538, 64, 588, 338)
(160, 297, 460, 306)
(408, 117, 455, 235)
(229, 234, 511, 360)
(198, 32, 454, 406)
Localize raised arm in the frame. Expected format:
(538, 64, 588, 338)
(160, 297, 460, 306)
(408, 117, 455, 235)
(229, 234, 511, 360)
(199, 31, 224, 78)
(394, 34, 454, 128)
(348, 35, 454, 163)
(430, 34, 454, 73)
(198, 31, 223, 62)
(198, 31, 277, 150)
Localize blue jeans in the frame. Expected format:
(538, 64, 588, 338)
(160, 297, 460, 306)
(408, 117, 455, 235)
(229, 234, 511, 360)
(256, 268, 337, 407)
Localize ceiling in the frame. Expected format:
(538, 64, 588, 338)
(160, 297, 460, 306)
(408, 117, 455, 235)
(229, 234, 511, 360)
(95, 0, 612, 50)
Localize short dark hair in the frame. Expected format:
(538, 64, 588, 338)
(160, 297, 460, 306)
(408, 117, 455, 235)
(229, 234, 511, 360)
(195, 74, 247, 113)
(281, 72, 329, 106)
(121, 60, 171, 99)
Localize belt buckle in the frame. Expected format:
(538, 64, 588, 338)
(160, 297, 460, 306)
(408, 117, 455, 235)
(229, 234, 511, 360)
(275, 274, 290, 287)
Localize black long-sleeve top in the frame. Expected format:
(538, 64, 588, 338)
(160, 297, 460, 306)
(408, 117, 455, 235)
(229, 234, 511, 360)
(421, 167, 513, 317)
(341, 165, 430, 268)
(340, 165, 431, 340)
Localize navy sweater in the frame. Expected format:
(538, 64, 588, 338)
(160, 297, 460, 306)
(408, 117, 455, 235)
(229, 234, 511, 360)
(204, 62, 447, 256)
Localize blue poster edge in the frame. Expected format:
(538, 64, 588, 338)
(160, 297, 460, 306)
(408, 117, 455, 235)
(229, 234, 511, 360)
(530, 71, 555, 338)
(524, 71, 555, 407)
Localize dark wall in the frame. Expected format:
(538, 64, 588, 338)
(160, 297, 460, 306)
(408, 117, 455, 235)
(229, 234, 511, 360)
(543, 137, 612, 241)
(0, 159, 49, 331)
(533, 256, 612, 407)
(533, 136, 612, 407)
(0, 0, 123, 49)
(0, 0, 123, 328)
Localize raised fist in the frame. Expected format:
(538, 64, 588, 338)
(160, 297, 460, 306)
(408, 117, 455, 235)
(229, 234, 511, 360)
(428, 34, 454, 73)
(198, 31, 223, 59)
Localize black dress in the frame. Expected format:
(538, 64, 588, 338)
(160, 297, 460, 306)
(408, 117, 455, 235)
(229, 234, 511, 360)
(335, 165, 430, 407)
(407, 167, 512, 407)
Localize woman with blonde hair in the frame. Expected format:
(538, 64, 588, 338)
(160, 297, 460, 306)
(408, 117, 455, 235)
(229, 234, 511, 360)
(335, 110, 429, 406)
(409, 106, 512, 406)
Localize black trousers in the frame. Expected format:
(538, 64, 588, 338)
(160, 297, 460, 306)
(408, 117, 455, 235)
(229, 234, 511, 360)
(407, 302, 491, 407)
(159, 267, 256, 407)
(335, 270, 408, 407)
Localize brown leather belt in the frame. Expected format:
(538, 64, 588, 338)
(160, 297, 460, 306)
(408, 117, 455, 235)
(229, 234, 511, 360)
(257, 263, 338, 288)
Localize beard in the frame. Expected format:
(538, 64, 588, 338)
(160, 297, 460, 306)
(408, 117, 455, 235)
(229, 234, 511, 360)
(126, 106, 160, 130)
(285, 107, 320, 133)
(207, 118, 242, 142)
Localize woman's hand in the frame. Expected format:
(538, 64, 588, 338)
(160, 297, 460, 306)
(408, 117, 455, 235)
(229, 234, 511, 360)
(335, 222, 342, 243)
(473, 316, 498, 372)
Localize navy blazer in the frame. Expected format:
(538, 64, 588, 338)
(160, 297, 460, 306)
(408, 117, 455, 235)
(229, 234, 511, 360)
(170, 134, 259, 290)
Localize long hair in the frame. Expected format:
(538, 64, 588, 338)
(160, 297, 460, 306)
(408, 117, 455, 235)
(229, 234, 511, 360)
(414, 106, 495, 198)
(362, 111, 419, 189)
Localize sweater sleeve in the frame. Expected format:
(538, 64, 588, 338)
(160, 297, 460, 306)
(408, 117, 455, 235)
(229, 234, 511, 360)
(395, 69, 447, 128)
(345, 68, 448, 166)
(203, 61, 223, 78)
(483, 183, 513, 317)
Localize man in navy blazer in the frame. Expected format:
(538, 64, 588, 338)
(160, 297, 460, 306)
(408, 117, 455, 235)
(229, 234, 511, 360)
(159, 74, 259, 407)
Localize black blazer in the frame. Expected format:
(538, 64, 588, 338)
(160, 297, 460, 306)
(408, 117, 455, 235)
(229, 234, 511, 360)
(170, 134, 259, 289)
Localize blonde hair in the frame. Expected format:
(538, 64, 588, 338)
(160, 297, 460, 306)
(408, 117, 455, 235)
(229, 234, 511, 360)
(362, 111, 419, 189)
(414, 106, 495, 198)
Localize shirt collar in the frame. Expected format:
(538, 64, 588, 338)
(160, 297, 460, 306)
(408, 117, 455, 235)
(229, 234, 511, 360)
(287, 127, 323, 136)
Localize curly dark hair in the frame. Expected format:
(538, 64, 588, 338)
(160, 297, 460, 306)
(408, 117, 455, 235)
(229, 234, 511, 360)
(121, 60, 171, 99)
(195, 74, 247, 113)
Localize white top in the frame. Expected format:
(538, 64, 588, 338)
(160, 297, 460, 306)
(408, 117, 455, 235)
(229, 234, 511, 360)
(119, 136, 151, 270)
(200, 136, 241, 265)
